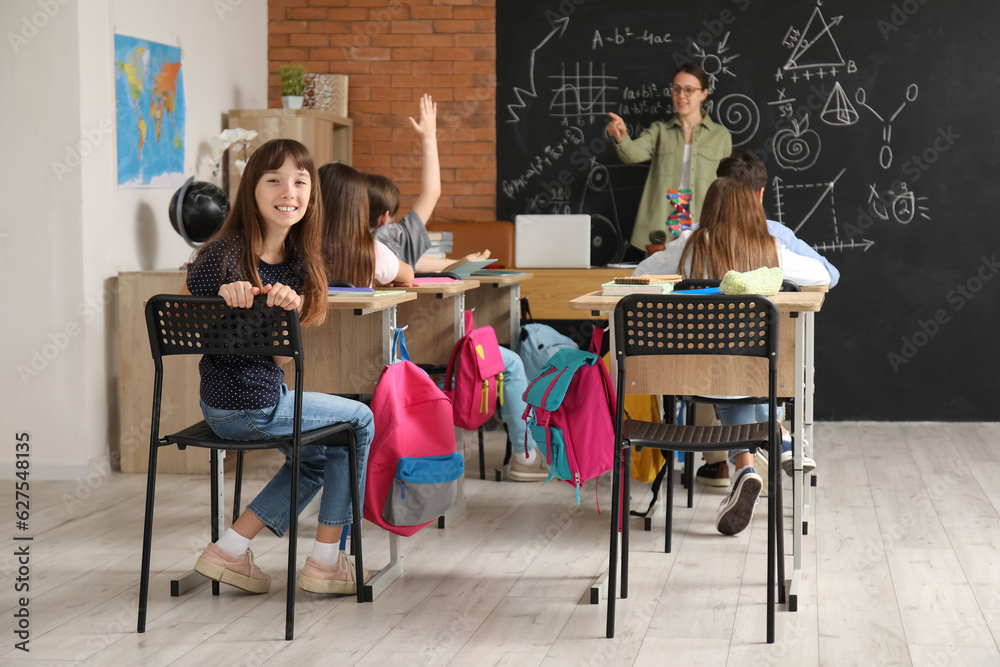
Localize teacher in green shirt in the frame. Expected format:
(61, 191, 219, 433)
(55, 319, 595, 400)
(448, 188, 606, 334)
(606, 64, 732, 251)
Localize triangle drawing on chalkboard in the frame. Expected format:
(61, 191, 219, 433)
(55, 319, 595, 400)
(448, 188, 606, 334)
(784, 6, 845, 70)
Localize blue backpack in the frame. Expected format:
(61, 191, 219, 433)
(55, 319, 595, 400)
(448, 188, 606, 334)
(517, 323, 579, 382)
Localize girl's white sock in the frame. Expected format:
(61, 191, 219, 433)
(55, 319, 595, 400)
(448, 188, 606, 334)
(311, 539, 340, 566)
(215, 528, 251, 557)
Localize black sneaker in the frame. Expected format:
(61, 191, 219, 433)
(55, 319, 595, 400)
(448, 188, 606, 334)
(716, 466, 762, 535)
(695, 461, 730, 488)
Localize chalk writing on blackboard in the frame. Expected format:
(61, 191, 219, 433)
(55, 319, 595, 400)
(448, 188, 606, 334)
(781, 5, 846, 77)
(820, 81, 859, 126)
(812, 238, 875, 252)
(505, 17, 570, 124)
(590, 27, 672, 49)
(773, 113, 821, 171)
(500, 126, 585, 199)
(773, 167, 845, 234)
(549, 62, 618, 124)
(866, 181, 930, 225)
(688, 32, 740, 93)
(709, 94, 760, 147)
(855, 84, 919, 169)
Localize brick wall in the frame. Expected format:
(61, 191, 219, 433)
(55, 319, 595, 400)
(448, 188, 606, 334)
(268, 0, 497, 222)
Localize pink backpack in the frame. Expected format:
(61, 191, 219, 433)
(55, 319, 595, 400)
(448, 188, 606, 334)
(522, 328, 616, 504)
(365, 331, 463, 537)
(443, 310, 505, 430)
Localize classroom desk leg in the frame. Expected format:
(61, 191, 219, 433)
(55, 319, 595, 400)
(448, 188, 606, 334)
(364, 533, 403, 602)
(440, 426, 470, 528)
(789, 313, 806, 611)
(171, 450, 227, 597)
(510, 283, 522, 350)
(803, 311, 816, 534)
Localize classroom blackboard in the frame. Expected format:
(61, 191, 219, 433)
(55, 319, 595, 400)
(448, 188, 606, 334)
(496, 0, 1000, 421)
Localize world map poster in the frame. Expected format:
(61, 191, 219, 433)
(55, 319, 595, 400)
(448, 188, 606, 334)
(114, 34, 185, 187)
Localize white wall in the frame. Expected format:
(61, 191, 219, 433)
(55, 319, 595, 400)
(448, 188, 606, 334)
(0, 0, 267, 479)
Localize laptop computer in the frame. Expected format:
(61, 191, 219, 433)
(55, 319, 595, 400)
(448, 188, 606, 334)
(514, 214, 591, 268)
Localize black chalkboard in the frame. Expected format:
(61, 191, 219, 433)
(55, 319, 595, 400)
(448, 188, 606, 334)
(496, 0, 1000, 421)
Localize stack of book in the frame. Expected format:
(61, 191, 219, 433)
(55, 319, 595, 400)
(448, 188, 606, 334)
(425, 231, 453, 258)
(601, 274, 681, 296)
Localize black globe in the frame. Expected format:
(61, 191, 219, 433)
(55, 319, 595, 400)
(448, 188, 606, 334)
(169, 177, 229, 247)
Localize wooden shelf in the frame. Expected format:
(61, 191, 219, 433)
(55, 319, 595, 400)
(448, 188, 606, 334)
(227, 108, 353, 200)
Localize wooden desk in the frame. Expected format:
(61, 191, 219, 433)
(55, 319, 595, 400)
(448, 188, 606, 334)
(517, 268, 623, 319)
(393, 280, 480, 364)
(464, 272, 532, 346)
(571, 290, 825, 611)
(117, 270, 412, 474)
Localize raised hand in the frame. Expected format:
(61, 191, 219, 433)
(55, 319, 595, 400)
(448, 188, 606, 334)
(408, 93, 437, 139)
(606, 112, 628, 143)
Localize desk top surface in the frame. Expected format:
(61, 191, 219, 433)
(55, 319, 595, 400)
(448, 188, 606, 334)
(569, 290, 825, 313)
(326, 291, 416, 309)
(469, 272, 533, 286)
(397, 279, 481, 295)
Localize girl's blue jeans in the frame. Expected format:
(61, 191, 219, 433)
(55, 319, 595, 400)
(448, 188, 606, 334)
(200, 385, 374, 537)
(715, 403, 784, 466)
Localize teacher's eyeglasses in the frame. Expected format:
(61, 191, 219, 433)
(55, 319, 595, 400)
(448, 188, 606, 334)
(670, 85, 703, 97)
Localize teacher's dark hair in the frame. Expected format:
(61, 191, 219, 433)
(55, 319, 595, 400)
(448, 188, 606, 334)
(674, 63, 710, 92)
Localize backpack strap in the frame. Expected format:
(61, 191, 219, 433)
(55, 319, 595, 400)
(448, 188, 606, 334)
(629, 459, 669, 518)
(589, 326, 601, 354)
(443, 334, 462, 392)
(464, 309, 475, 335)
(391, 328, 410, 364)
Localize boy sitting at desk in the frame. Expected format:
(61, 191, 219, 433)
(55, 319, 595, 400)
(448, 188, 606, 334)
(366, 94, 546, 482)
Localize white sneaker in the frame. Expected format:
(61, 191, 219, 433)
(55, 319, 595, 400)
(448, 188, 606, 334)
(780, 450, 816, 477)
(716, 466, 762, 536)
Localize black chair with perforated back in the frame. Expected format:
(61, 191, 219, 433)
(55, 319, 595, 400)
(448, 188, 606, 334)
(136, 295, 365, 641)
(606, 294, 781, 643)
(670, 279, 800, 511)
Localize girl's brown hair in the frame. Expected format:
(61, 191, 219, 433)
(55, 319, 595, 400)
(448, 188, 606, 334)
(680, 177, 779, 279)
(200, 138, 327, 325)
(318, 162, 375, 287)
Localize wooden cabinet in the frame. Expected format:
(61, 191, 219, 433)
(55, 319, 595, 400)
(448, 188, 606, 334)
(226, 109, 353, 200)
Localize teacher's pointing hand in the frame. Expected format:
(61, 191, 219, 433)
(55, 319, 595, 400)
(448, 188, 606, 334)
(606, 112, 628, 143)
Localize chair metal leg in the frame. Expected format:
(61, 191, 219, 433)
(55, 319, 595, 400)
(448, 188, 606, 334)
(775, 457, 786, 605)
(285, 444, 300, 641)
(621, 446, 631, 599)
(478, 427, 486, 480)
(665, 451, 674, 554)
(136, 442, 159, 633)
(210, 450, 221, 597)
(606, 444, 624, 638)
(347, 434, 366, 603)
(685, 452, 694, 508)
(233, 450, 244, 524)
(767, 433, 777, 643)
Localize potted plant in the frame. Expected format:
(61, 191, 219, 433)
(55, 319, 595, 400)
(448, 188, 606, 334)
(280, 64, 305, 109)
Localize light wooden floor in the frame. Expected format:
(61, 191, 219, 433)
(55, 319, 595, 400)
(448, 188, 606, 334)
(3, 422, 1000, 666)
